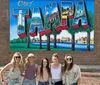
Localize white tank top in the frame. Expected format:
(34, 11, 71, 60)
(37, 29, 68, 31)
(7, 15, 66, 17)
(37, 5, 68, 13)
(51, 64, 62, 79)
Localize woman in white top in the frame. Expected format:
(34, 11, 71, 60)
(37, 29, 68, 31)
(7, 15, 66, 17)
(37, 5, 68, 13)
(0, 52, 23, 85)
(62, 55, 81, 85)
(50, 53, 63, 85)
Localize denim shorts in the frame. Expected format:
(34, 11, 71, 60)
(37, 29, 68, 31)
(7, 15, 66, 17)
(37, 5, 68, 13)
(38, 81, 49, 85)
(8, 78, 20, 85)
(71, 83, 77, 85)
(51, 79, 62, 85)
(22, 78, 36, 85)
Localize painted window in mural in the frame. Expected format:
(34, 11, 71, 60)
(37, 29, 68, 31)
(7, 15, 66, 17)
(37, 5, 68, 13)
(10, 0, 94, 51)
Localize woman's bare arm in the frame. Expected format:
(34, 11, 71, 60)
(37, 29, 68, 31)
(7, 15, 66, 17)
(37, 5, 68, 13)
(77, 78, 81, 85)
(0, 63, 11, 81)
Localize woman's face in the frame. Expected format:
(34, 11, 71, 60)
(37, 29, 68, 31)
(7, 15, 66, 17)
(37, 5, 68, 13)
(65, 56, 72, 64)
(52, 56, 58, 64)
(28, 56, 35, 63)
(15, 56, 21, 63)
(43, 59, 48, 67)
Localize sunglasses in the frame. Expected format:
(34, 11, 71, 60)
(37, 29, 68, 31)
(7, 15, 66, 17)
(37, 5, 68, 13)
(15, 56, 21, 59)
(66, 58, 72, 61)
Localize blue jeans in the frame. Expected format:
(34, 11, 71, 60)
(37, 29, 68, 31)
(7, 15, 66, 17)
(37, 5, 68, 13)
(38, 81, 49, 85)
(22, 78, 36, 85)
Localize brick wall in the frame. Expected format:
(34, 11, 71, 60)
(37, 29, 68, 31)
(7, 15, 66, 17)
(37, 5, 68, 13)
(0, 0, 100, 65)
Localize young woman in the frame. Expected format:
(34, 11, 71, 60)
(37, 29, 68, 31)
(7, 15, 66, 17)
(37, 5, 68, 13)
(38, 58, 51, 85)
(62, 55, 81, 85)
(50, 53, 63, 85)
(0, 52, 23, 85)
(22, 53, 38, 85)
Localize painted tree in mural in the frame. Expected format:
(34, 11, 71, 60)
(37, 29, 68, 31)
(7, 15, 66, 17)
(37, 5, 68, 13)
(44, 17, 51, 51)
(26, 19, 31, 48)
(44, 2, 62, 50)
(23, 9, 31, 48)
(18, 25, 24, 30)
(66, 0, 93, 51)
(86, 11, 94, 51)
(67, 11, 94, 51)
(75, 1, 94, 51)
(68, 19, 78, 51)
(52, 18, 61, 48)
(78, 11, 94, 51)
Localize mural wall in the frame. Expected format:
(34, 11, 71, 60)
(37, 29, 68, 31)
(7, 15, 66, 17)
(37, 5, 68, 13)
(10, 0, 94, 51)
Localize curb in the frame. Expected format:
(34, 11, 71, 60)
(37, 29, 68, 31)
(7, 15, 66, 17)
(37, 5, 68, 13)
(81, 72, 100, 77)
(79, 65, 100, 72)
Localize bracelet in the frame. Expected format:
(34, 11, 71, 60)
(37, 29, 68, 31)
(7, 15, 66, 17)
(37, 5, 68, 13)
(2, 79, 4, 82)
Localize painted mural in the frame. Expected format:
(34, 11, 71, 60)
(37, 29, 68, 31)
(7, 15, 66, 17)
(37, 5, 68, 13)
(10, 0, 94, 51)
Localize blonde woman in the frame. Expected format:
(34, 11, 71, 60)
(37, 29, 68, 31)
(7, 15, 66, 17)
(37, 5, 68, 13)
(22, 53, 38, 85)
(0, 52, 23, 85)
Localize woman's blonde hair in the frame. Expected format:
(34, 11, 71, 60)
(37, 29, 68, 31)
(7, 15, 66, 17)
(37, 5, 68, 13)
(10, 52, 23, 72)
(24, 53, 35, 69)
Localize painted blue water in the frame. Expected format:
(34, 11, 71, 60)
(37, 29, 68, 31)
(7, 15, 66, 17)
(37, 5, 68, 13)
(31, 42, 94, 51)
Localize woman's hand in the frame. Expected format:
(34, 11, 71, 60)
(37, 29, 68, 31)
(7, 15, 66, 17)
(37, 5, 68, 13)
(77, 78, 81, 85)
(65, 70, 70, 75)
(1, 81, 4, 85)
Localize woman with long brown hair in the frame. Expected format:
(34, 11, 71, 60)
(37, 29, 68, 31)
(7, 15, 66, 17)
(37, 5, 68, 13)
(62, 55, 81, 85)
(38, 57, 51, 85)
(0, 52, 23, 85)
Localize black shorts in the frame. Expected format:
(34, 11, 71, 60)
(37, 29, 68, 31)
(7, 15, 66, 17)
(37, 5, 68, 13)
(54, 80, 63, 85)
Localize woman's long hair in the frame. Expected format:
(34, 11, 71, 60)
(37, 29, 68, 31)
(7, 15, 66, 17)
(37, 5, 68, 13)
(24, 53, 35, 69)
(40, 58, 51, 79)
(24, 57, 29, 70)
(63, 55, 74, 73)
(10, 52, 23, 72)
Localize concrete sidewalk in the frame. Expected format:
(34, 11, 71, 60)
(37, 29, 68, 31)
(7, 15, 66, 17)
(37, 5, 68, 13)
(0, 65, 100, 85)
